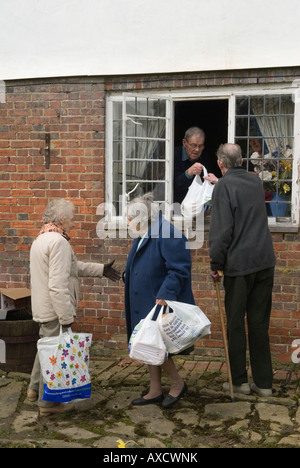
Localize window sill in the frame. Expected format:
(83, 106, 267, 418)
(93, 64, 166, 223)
(202, 213, 299, 234)
(268, 223, 299, 233)
(99, 215, 299, 239)
(202, 215, 299, 234)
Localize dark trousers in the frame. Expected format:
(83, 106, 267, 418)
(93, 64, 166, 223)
(224, 267, 274, 388)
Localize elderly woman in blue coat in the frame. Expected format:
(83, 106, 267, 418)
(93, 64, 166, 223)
(124, 193, 195, 408)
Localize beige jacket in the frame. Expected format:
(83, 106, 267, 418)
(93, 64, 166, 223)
(30, 232, 104, 325)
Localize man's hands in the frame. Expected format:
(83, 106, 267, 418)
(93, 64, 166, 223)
(210, 270, 223, 283)
(204, 173, 219, 184)
(187, 164, 219, 184)
(103, 260, 121, 282)
(187, 162, 204, 177)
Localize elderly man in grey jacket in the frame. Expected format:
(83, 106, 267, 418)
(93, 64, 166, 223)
(28, 199, 120, 416)
(209, 144, 276, 398)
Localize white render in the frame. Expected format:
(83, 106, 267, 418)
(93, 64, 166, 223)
(0, 0, 299, 80)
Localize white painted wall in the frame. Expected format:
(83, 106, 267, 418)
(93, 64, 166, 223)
(0, 0, 299, 80)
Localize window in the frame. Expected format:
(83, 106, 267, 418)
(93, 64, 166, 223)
(235, 94, 295, 222)
(107, 94, 172, 218)
(106, 89, 298, 227)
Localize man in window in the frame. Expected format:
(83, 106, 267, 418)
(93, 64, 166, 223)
(173, 127, 218, 205)
(209, 143, 276, 397)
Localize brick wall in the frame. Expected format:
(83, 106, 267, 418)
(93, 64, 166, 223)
(0, 68, 300, 367)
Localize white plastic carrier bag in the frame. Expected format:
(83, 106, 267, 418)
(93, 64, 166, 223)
(181, 166, 214, 218)
(158, 301, 211, 354)
(37, 327, 92, 403)
(129, 305, 168, 366)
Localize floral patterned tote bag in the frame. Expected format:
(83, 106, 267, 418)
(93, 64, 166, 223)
(37, 327, 92, 403)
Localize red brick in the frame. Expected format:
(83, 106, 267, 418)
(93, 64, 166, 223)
(0, 73, 299, 368)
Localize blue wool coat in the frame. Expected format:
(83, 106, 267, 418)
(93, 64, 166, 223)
(124, 214, 195, 342)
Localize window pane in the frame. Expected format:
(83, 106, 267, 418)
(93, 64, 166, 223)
(126, 181, 165, 202)
(236, 97, 249, 115)
(126, 161, 166, 181)
(126, 117, 166, 139)
(113, 159, 123, 217)
(125, 140, 166, 160)
(262, 116, 280, 137)
(113, 141, 122, 161)
(113, 101, 122, 120)
(235, 94, 294, 222)
(249, 117, 261, 137)
(113, 120, 122, 140)
(281, 95, 295, 114)
(250, 96, 265, 115)
(235, 138, 249, 158)
(126, 98, 166, 118)
(264, 138, 279, 154)
(235, 117, 249, 136)
(265, 96, 280, 115)
(147, 99, 166, 117)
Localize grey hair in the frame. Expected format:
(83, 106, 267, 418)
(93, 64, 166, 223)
(127, 193, 159, 230)
(43, 199, 75, 225)
(184, 127, 206, 141)
(217, 143, 243, 169)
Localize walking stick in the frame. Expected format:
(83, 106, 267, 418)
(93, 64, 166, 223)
(214, 271, 235, 402)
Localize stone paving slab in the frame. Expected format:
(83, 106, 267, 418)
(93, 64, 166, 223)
(1, 356, 300, 448)
(0, 381, 23, 419)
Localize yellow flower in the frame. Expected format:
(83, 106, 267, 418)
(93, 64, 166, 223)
(56, 371, 63, 378)
(281, 160, 292, 171)
(271, 171, 277, 180)
(116, 438, 137, 448)
(283, 183, 291, 193)
(116, 439, 129, 448)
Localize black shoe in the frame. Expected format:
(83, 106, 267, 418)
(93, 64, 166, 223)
(131, 394, 164, 406)
(162, 383, 188, 409)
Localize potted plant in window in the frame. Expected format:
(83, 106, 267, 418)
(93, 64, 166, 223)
(251, 146, 292, 218)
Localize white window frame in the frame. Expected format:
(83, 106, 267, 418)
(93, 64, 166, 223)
(105, 93, 173, 222)
(106, 85, 300, 229)
(121, 93, 173, 220)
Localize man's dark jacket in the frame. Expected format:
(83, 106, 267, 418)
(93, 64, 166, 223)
(209, 167, 276, 276)
(173, 146, 214, 204)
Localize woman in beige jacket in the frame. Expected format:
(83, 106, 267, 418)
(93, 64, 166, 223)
(28, 199, 120, 416)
